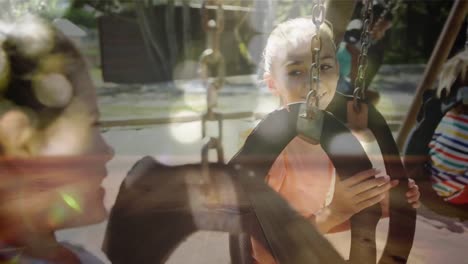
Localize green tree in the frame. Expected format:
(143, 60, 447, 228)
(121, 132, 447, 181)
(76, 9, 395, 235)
(5, 0, 72, 20)
(385, 0, 456, 64)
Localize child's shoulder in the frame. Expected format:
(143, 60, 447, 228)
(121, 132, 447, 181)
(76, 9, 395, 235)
(444, 111, 468, 125)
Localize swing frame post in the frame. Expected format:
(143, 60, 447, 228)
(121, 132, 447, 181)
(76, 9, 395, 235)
(325, 0, 357, 46)
(396, 0, 468, 149)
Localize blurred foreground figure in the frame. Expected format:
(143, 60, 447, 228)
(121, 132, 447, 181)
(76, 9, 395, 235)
(0, 17, 113, 264)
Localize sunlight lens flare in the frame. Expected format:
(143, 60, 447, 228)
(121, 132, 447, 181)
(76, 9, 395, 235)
(61, 192, 82, 213)
(169, 111, 202, 144)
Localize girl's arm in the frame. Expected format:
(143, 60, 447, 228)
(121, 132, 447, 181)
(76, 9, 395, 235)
(313, 172, 420, 234)
(313, 168, 392, 233)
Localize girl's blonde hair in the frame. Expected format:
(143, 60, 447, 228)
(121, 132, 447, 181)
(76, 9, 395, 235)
(0, 17, 85, 117)
(0, 18, 90, 155)
(437, 49, 468, 98)
(262, 17, 335, 77)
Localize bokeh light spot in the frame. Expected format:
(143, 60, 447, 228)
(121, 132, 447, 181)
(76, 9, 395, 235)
(61, 192, 82, 213)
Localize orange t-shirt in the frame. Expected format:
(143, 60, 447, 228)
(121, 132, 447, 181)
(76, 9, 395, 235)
(251, 136, 336, 264)
(251, 129, 390, 264)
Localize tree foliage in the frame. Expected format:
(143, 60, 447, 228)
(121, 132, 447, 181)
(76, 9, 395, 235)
(4, 0, 72, 20)
(385, 0, 464, 64)
(62, 0, 464, 65)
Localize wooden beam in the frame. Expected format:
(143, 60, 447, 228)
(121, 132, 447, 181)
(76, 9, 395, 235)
(396, 0, 468, 149)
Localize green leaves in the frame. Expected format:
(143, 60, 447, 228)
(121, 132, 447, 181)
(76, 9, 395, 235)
(8, 0, 72, 20)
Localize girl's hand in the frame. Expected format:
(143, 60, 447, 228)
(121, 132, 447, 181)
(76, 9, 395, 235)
(382, 178, 421, 211)
(329, 168, 393, 222)
(406, 178, 421, 209)
(314, 168, 394, 233)
(314, 171, 421, 233)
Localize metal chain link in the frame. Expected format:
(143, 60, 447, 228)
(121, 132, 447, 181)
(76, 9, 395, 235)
(305, 0, 326, 118)
(353, 0, 374, 109)
(199, 0, 225, 189)
(200, 0, 225, 119)
(201, 0, 225, 34)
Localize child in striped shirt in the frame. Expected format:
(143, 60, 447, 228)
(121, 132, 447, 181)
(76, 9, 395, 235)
(428, 49, 468, 204)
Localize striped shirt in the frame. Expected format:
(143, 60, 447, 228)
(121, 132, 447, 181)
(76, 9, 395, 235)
(428, 111, 468, 199)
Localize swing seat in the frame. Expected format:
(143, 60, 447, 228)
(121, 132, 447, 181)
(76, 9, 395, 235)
(229, 102, 416, 264)
(403, 89, 468, 220)
(103, 156, 345, 264)
(326, 92, 417, 263)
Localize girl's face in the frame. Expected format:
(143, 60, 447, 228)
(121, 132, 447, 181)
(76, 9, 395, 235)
(0, 59, 114, 233)
(267, 31, 339, 110)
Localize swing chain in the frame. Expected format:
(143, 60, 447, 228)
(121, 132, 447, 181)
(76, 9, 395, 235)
(306, 0, 326, 118)
(200, 0, 225, 192)
(201, 0, 225, 34)
(200, 0, 225, 118)
(201, 137, 225, 180)
(296, 0, 326, 145)
(311, 0, 326, 28)
(353, 0, 374, 110)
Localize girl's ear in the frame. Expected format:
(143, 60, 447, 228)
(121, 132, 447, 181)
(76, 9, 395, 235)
(0, 110, 34, 156)
(264, 72, 279, 96)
